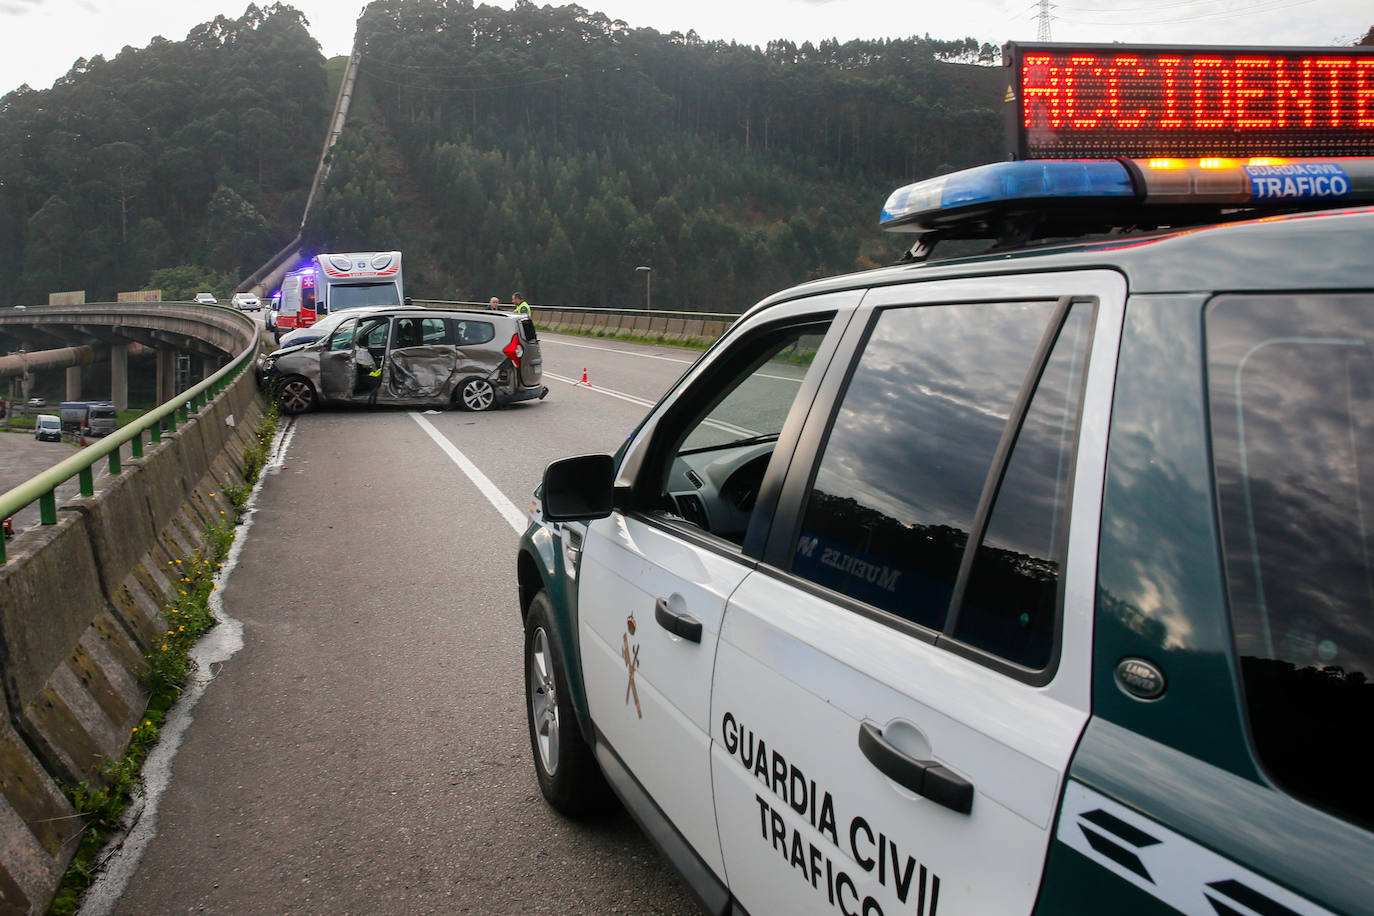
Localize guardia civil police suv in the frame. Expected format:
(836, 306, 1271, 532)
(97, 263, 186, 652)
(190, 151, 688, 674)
(516, 42, 1374, 916)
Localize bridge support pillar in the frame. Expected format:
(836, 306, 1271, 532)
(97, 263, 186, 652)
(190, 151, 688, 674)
(110, 344, 129, 411)
(156, 348, 175, 403)
(65, 365, 82, 401)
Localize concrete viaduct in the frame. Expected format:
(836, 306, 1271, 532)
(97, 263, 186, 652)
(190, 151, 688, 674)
(0, 303, 248, 409)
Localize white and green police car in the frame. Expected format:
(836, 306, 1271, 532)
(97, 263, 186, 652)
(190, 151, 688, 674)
(516, 42, 1374, 916)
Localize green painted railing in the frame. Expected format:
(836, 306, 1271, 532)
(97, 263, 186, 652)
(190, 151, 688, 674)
(0, 324, 260, 564)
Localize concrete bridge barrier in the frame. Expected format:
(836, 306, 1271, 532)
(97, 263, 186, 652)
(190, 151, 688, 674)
(0, 325, 262, 915)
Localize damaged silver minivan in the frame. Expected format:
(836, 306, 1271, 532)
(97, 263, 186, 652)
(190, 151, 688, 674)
(257, 307, 547, 414)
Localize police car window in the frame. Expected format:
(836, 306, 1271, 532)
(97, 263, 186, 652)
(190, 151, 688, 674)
(951, 303, 1093, 669)
(792, 301, 1066, 634)
(649, 324, 828, 547)
(1208, 293, 1374, 830)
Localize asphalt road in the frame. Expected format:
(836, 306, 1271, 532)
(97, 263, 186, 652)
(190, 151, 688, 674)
(0, 430, 94, 536)
(101, 331, 704, 915)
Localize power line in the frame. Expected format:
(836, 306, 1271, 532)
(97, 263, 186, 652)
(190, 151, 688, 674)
(1053, 0, 1319, 27)
(1054, 0, 1238, 12)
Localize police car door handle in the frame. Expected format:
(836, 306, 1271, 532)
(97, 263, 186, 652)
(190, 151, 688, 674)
(858, 722, 974, 814)
(654, 598, 703, 643)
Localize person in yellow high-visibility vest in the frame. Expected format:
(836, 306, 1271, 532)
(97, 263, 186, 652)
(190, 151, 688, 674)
(512, 292, 531, 316)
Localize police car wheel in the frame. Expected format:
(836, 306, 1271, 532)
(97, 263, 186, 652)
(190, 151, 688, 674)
(524, 591, 610, 817)
(275, 376, 317, 415)
(456, 377, 496, 412)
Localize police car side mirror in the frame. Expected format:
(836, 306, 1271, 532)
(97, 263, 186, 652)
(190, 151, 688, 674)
(542, 454, 616, 521)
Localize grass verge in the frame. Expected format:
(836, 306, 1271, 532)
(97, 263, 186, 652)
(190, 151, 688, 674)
(46, 402, 280, 916)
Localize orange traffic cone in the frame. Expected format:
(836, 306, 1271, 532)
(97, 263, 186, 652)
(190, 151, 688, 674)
(576, 367, 592, 387)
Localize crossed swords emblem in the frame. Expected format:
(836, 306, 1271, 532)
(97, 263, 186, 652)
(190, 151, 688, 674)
(622, 632, 642, 718)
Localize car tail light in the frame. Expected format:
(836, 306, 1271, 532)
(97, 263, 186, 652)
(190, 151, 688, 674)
(503, 333, 523, 368)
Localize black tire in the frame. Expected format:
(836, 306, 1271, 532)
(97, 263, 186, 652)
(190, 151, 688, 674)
(275, 376, 317, 415)
(524, 590, 611, 817)
(455, 376, 496, 411)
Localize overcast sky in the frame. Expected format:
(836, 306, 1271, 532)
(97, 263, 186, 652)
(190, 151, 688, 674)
(2, 0, 1370, 96)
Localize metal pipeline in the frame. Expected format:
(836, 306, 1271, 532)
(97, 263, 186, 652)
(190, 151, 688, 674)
(0, 344, 105, 379)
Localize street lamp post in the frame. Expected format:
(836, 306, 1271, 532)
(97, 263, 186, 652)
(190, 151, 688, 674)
(635, 265, 651, 310)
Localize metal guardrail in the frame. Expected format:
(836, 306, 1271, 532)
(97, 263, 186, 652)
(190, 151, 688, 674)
(0, 314, 261, 563)
(407, 299, 742, 322)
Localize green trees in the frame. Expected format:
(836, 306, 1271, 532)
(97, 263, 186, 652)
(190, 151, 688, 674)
(324, 0, 1004, 310)
(2, 0, 1007, 311)
(146, 265, 239, 301)
(0, 3, 326, 304)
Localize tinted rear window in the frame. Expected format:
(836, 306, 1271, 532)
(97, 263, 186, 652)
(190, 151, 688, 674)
(329, 282, 401, 310)
(1208, 293, 1374, 829)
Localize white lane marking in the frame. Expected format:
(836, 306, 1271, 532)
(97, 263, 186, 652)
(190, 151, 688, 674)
(542, 336, 694, 364)
(77, 419, 299, 916)
(409, 412, 526, 534)
(544, 371, 658, 408)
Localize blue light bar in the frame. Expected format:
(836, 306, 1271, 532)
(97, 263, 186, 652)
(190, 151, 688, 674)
(880, 157, 1374, 237)
(881, 160, 1135, 230)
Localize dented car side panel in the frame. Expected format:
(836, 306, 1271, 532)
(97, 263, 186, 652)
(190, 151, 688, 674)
(259, 308, 547, 410)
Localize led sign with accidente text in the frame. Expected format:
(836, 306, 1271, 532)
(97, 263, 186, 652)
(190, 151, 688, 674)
(1005, 43, 1374, 159)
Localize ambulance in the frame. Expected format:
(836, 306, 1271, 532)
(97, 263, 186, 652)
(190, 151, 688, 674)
(515, 42, 1374, 916)
(275, 251, 404, 332)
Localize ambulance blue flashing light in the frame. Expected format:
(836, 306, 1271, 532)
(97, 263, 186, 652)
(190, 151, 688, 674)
(881, 160, 1135, 229)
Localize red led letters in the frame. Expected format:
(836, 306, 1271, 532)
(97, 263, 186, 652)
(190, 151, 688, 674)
(1012, 45, 1374, 158)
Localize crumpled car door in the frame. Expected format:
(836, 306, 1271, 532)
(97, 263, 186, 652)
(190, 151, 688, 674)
(385, 317, 461, 401)
(319, 317, 360, 402)
(388, 345, 461, 400)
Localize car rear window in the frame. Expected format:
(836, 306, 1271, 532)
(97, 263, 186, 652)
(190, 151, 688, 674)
(451, 319, 495, 346)
(1207, 293, 1374, 830)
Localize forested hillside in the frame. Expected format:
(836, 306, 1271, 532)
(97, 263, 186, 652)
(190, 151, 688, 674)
(308, 0, 1004, 310)
(0, 3, 326, 304)
(0, 0, 1004, 310)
